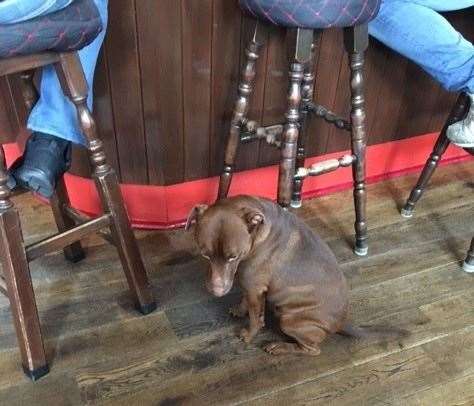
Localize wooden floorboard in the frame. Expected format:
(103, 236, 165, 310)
(1, 160, 474, 405)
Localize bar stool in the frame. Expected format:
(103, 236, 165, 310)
(0, 0, 156, 380)
(401, 93, 474, 273)
(218, 0, 381, 256)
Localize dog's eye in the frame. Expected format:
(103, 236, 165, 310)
(227, 255, 237, 262)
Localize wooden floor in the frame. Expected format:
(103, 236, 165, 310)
(1, 160, 474, 405)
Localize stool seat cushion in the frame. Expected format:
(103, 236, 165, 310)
(0, 0, 103, 59)
(239, 0, 381, 29)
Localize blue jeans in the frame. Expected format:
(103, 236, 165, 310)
(0, 0, 108, 144)
(369, 0, 474, 93)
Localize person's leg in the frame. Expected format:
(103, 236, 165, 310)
(369, 0, 474, 146)
(400, 0, 474, 12)
(369, 0, 474, 93)
(0, 0, 73, 24)
(9, 0, 108, 197)
(27, 0, 108, 145)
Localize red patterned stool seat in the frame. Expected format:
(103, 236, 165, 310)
(239, 0, 381, 28)
(0, 0, 102, 59)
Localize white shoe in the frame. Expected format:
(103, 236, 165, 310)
(446, 93, 474, 148)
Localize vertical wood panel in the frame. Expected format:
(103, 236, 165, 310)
(306, 29, 345, 157)
(395, 62, 443, 142)
(324, 40, 351, 154)
(209, 0, 242, 175)
(93, 48, 120, 176)
(235, 16, 269, 172)
(182, 0, 212, 181)
(106, 0, 148, 184)
(257, 25, 287, 167)
(0, 78, 17, 143)
(369, 50, 408, 145)
(136, 0, 184, 185)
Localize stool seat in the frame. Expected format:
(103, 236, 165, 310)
(0, 0, 102, 59)
(239, 0, 381, 28)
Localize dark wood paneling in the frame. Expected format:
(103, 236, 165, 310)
(258, 25, 288, 167)
(106, 0, 148, 184)
(0, 3, 472, 186)
(182, 0, 212, 181)
(209, 0, 242, 175)
(236, 16, 269, 172)
(136, 0, 184, 185)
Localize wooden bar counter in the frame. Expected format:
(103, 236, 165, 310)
(0, 2, 472, 226)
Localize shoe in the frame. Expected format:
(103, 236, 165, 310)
(446, 93, 474, 148)
(9, 132, 72, 199)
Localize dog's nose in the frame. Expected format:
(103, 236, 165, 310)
(206, 277, 229, 297)
(212, 287, 227, 297)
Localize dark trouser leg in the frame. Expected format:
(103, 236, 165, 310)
(345, 25, 369, 256)
(54, 52, 156, 315)
(218, 23, 264, 199)
(0, 146, 48, 380)
(402, 93, 471, 217)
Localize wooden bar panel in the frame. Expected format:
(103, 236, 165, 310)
(106, 0, 148, 184)
(136, 0, 184, 185)
(0, 4, 472, 186)
(209, 0, 242, 175)
(182, 0, 212, 181)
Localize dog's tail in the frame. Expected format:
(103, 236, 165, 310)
(338, 323, 410, 341)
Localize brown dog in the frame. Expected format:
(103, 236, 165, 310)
(186, 195, 403, 355)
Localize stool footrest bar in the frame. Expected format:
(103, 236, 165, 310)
(240, 121, 283, 148)
(307, 102, 351, 131)
(64, 205, 115, 246)
(26, 214, 111, 261)
(296, 154, 355, 179)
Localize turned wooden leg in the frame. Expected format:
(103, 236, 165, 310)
(218, 22, 265, 199)
(278, 28, 313, 208)
(291, 31, 318, 208)
(345, 25, 369, 256)
(0, 146, 48, 380)
(54, 52, 156, 315)
(19, 70, 38, 112)
(462, 236, 474, 273)
(50, 178, 86, 263)
(401, 93, 471, 218)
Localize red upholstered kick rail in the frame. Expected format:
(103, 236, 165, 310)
(3, 132, 471, 230)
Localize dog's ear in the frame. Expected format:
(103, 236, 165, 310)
(244, 210, 264, 233)
(185, 204, 208, 231)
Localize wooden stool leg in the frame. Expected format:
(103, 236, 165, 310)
(50, 178, 86, 263)
(19, 70, 38, 112)
(278, 29, 313, 208)
(462, 236, 474, 273)
(0, 147, 48, 380)
(345, 25, 369, 256)
(20, 68, 86, 263)
(218, 22, 264, 199)
(291, 31, 318, 208)
(401, 93, 471, 218)
(54, 53, 156, 315)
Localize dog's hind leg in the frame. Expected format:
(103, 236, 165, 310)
(264, 316, 327, 356)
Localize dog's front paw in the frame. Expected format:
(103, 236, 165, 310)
(239, 328, 255, 344)
(229, 305, 246, 318)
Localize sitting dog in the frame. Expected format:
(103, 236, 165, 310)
(186, 195, 405, 355)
